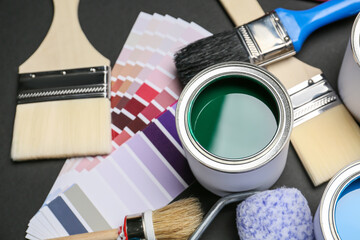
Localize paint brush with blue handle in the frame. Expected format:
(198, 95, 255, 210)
(175, 0, 360, 84)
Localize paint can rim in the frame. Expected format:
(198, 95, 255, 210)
(319, 160, 360, 240)
(176, 61, 293, 173)
(351, 13, 360, 67)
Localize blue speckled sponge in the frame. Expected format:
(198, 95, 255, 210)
(236, 188, 314, 240)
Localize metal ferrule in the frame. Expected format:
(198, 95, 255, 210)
(288, 74, 341, 127)
(17, 66, 110, 104)
(237, 11, 295, 66)
(125, 213, 145, 240)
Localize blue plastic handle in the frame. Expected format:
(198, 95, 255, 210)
(275, 0, 360, 52)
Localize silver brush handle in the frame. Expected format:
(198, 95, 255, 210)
(189, 191, 257, 240)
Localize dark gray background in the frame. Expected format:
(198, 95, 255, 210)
(0, 0, 356, 239)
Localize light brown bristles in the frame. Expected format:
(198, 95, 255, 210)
(153, 198, 203, 240)
(12, 0, 112, 161)
(11, 98, 112, 161)
(291, 105, 360, 186)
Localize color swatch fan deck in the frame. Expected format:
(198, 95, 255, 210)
(25, 12, 211, 239)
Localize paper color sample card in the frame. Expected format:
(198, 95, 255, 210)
(25, 12, 211, 239)
(39, 12, 210, 206)
(27, 105, 193, 239)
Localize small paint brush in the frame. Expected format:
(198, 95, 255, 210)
(49, 197, 203, 240)
(175, 0, 360, 84)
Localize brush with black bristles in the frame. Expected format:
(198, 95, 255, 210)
(50, 198, 203, 240)
(175, 0, 360, 84)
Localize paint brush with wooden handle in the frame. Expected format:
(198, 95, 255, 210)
(218, 0, 360, 186)
(49, 198, 203, 240)
(11, 0, 112, 161)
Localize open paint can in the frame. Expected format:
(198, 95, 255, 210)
(314, 161, 360, 240)
(176, 62, 293, 196)
(338, 13, 360, 122)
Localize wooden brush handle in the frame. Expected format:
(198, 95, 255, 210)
(49, 228, 118, 240)
(219, 0, 322, 89)
(19, 0, 110, 74)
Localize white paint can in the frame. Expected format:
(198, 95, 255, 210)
(338, 13, 360, 122)
(314, 161, 360, 240)
(176, 62, 293, 196)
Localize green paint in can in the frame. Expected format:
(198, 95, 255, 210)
(188, 75, 279, 159)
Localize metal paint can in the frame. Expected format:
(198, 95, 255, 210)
(176, 62, 293, 196)
(338, 13, 360, 122)
(314, 161, 360, 240)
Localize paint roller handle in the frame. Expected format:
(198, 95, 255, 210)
(275, 0, 360, 52)
(189, 191, 258, 240)
(47, 228, 118, 240)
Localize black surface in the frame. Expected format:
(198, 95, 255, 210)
(0, 0, 356, 239)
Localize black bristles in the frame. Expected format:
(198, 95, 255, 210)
(174, 29, 249, 85)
